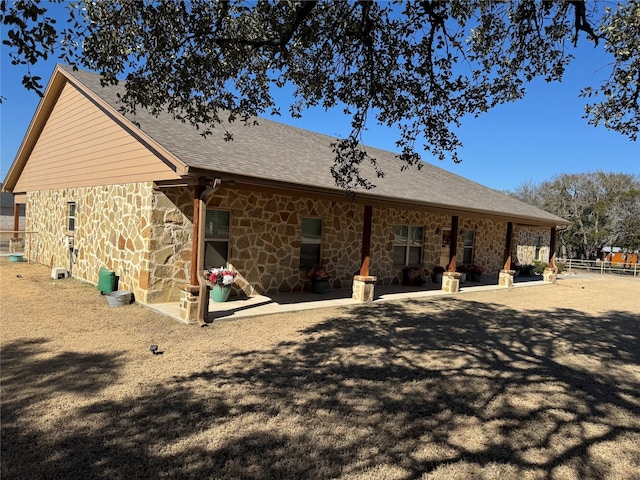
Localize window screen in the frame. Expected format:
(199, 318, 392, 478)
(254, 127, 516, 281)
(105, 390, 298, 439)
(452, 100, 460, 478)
(300, 217, 322, 269)
(68, 202, 76, 232)
(462, 230, 475, 265)
(204, 210, 230, 268)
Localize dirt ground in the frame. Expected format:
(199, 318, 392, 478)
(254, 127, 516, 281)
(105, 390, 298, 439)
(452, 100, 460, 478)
(1, 263, 639, 479)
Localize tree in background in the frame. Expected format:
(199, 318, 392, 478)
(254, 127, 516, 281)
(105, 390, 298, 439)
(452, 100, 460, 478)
(2, 1, 638, 189)
(607, 191, 640, 254)
(509, 172, 640, 259)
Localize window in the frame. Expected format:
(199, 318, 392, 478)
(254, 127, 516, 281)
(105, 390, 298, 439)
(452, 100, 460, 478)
(67, 202, 76, 232)
(204, 209, 230, 268)
(535, 236, 542, 260)
(462, 230, 475, 265)
(300, 217, 322, 269)
(393, 225, 424, 266)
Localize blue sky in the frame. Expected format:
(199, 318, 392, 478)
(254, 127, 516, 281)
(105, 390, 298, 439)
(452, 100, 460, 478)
(1, 5, 638, 192)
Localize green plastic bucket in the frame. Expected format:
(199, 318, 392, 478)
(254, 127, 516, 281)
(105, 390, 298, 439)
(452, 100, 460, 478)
(97, 267, 116, 294)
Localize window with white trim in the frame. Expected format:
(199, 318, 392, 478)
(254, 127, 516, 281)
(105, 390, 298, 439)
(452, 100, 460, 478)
(67, 202, 76, 232)
(300, 217, 323, 269)
(204, 209, 230, 268)
(393, 225, 424, 266)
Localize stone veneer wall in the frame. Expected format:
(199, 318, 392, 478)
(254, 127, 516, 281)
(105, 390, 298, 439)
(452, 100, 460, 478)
(147, 188, 194, 303)
(28, 184, 367, 302)
(459, 217, 507, 278)
(23, 181, 355, 300)
(159, 187, 365, 296)
(25, 182, 550, 304)
(207, 188, 364, 294)
(371, 210, 508, 284)
(513, 226, 551, 265)
(150, 188, 552, 297)
(25, 183, 154, 302)
(371, 208, 449, 285)
(156, 188, 530, 294)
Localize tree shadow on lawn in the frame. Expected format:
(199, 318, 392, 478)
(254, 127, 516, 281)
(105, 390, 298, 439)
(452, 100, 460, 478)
(2, 299, 639, 479)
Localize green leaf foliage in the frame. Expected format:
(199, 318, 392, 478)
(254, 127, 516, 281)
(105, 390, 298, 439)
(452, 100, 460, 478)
(509, 172, 640, 259)
(2, 0, 638, 189)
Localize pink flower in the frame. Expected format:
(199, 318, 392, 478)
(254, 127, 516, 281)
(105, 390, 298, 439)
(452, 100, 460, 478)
(206, 267, 238, 286)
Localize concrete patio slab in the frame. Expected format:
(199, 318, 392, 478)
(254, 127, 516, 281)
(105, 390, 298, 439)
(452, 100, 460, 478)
(147, 276, 551, 323)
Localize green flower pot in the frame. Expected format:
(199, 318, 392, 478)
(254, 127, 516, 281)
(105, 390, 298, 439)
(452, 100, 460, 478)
(210, 284, 232, 302)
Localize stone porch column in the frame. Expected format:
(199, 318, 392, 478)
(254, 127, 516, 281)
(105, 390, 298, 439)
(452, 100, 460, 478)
(441, 272, 461, 293)
(179, 285, 210, 323)
(543, 268, 557, 284)
(544, 252, 558, 284)
(352, 275, 376, 302)
(499, 269, 515, 288)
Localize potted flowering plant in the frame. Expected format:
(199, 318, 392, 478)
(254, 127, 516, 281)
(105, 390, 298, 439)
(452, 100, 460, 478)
(308, 266, 330, 281)
(308, 266, 331, 293)
(431, 265, 445, 284)
(456, 265, 470, 283)
(402, 267, 427, 286)
(206, 267, 238, 302)
(469, 264, 483, 282)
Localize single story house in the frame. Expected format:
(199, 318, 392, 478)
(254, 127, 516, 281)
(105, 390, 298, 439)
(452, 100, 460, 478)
(3, 65, 569, 313)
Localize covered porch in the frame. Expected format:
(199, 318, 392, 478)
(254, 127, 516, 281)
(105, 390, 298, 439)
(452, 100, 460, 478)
(148, 275, 550, 324)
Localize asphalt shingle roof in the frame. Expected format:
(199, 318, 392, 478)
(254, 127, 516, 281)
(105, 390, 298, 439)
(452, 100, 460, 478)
(62, 66, 568, 226)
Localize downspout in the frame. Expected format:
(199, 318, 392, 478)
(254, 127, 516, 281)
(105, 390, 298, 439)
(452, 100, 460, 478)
(196, 178, 222, 323)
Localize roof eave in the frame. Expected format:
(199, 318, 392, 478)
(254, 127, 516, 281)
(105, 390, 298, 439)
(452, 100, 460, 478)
(182, 167, 571, 227)
(2, 65, 68, 193)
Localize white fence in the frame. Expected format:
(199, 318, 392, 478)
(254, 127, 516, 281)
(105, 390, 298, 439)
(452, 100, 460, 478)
(560, 258, 639, 277)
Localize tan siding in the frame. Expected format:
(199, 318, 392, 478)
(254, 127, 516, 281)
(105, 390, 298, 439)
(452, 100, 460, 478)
(14, 82, 180, 192)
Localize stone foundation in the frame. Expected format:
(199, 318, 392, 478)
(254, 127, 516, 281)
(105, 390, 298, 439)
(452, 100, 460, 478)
(441, 272, 461, 293)
(352, 275, 376, 302)
(499, 269, 515, 288)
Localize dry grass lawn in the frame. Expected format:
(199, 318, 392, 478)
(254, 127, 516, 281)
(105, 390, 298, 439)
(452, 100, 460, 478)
(1, 263, 639, 479)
